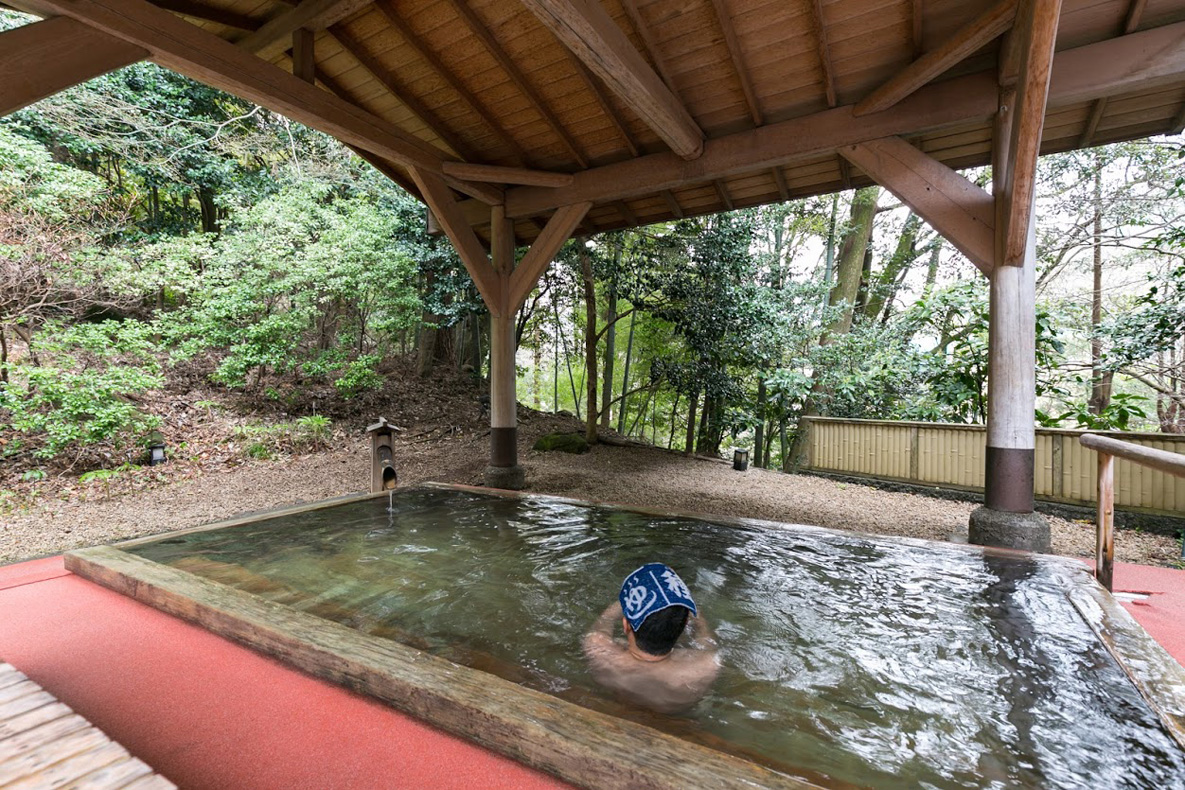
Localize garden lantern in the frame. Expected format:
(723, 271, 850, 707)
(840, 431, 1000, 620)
(147, 431, 167, 466)
(733, 448, 749, 471)
(367, 417, 398, 493)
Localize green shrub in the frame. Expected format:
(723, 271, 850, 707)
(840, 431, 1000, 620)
(0, 321, 163, 460)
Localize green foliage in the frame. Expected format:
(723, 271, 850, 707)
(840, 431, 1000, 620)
(1038, 392, 1149, 431)
(232, 414, 334, 458)
(0, 321, 163, 459)
(162, 183, 419, 390)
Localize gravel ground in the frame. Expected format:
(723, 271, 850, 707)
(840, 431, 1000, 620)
(2, 418, 1180, 567)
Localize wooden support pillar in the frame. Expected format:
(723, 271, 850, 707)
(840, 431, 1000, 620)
(969, 0, 1059, 553)
(486, 206, 522, 489)
(411, 165, 590, 489)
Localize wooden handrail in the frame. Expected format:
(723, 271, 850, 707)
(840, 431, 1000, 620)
(1080, 433, 1185, 478)
(1079, 433, 1185, 592)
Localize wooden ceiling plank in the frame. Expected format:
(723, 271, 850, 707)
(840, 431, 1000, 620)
(519, 0, 705, 160)
(707, 0, 763, 125)
(238, 0, 371, 59)
(510, 201, 593, 309)
(618, 0, 679, 90)
(9, 0, 453, 175)
(441, 0, 588, 167)
(854, 0, 1017, 117)
(151, 0, 261, 31)
(373, 0, 532, 166)
(488, 20, 1185, 219)
(614, 199, 639, 226)
(0, 16, 146, 116)
(1000, 0, 1061, 268)
(911, 0, 923, 58)
(327, 27, 478, 161)
(442, 162, 574, 187)
(841, 136, 993, 275)
(567, 54, 641, 157)
(1079, 0, 1147, 148)
(807, 0, 837, 108)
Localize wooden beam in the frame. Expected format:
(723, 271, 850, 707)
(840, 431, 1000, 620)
(441, 163, 573, 188)
(151, 0, 260, 30)
(1172, 94, 1185, 134)
(807, 0, 837, 108)
(519, 0, 705, 160)
(1000, 0, 1061, 267)
(841, 136, 994, 275)
(772, 167, 789, 200)
(662, 190, 684, 219)
(372, 0, 531, 167)
(236, 0, 370, 60)
(441, 0, 588, 167)
(410, 168, 502, 314)
(509, 202, 593, 309)
(11, 0, 452, 175)
(291, 27, 314, 83)
(472, 21, 1185, 220)
(855, 0, 1017, 117)
(708, 0, 762, 125)
(0, 16, 146, 116)
(714, 180, 734, 211)
(614, 200, 639, 226)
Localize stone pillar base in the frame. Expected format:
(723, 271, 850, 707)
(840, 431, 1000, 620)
(484, 465, 526, 491)
(968, 506, 1051, 553)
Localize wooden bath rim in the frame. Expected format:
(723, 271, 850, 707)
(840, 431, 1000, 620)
(65, 484, 1185, 789)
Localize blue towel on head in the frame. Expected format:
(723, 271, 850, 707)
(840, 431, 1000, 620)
(619, 563, 697, 631)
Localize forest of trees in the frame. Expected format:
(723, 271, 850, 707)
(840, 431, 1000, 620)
(2, 8, 1183, 479)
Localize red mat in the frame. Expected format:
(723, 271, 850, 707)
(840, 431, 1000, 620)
(0, 559, 569, 790)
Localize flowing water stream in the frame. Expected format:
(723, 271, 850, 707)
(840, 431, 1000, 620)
(130, 488, 1185, 788)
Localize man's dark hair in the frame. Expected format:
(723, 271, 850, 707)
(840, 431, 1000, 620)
(631, 605, 690, 656)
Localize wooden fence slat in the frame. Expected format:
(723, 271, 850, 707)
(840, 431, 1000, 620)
(800, 417, 1185, 514)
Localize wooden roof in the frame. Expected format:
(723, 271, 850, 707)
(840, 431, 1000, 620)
(8, 0, 1185, 242)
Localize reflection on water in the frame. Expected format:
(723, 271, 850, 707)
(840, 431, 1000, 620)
(131, 488, 1185, 789)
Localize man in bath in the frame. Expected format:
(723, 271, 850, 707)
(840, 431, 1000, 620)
(582, 563, 720, 714)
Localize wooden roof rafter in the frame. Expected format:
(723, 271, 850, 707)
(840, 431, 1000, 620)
(325, 26, 478, 162)
(520, 0, 705, 160)
(440, 0, 589, 168)
(373, 0, 534, 168)
(1079, 0, 1148, 148)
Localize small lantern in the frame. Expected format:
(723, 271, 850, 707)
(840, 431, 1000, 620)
(733, 448, 750, 471)
(367, 417, 399, 493)
(146, 430, 167, 466)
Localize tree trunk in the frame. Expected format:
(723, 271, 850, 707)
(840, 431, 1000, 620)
(600, 245, 620, 429)
(616, 312, 636, 433)
(1089, 153, 1113, 416)
(197, 187, 219, 235)
(684, 390, 699, 456)
(753, 376, 766, 468)
(863, 212, 921, 321)
(580, 248, 599, 444)
(826, 186, 880, 336)
(0, 325, 7, 387)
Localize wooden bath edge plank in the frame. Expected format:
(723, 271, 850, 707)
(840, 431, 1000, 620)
(64, 546, 820, 790)
(1056, 564, 1185, 752)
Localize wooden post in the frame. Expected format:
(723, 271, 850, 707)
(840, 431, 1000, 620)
(1097, 451, 1115, 591)
(486, 206, 523, 489)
